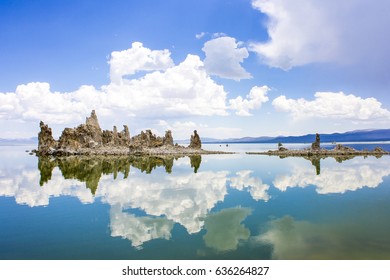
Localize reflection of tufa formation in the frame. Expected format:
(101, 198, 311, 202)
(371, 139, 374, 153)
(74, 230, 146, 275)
(38, 155, 202, 193)
(37, 110, 209, 156)
(249, 133, 389, 176)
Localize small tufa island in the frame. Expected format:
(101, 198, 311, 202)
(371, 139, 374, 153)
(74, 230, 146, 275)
(248, 133, 389, 157)
(36, 110, 223, 156)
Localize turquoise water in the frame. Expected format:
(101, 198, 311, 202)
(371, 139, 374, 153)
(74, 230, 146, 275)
(1, 144, 390, 259)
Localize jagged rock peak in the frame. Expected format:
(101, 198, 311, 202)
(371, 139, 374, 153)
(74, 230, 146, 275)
(311, 133, 320, 150)
(373, 146, 386, 153)
(38, 121, 58, 155)
(36, 110, 213, 156)
(130, 129, 164, 148)
(122, 125, 130, 139)
(37, 110, 133, 155)
(189, 130, 201, 149)
(118, 125, 131, 146)
(334, 144, 356, 152)
(85, 110, 101, 130)
(163, 130, 174, 146)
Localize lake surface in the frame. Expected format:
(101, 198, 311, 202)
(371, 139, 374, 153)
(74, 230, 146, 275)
(1, 143, 390, 260)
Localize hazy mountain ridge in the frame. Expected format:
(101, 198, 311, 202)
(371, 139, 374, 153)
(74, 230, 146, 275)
(0, 137, 38, 145)
(202, 129, 390, 143)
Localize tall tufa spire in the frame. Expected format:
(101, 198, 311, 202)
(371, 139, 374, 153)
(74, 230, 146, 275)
(85, 110, 101, 130)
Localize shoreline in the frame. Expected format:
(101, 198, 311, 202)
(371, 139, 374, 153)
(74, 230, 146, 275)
(246, 148, 389, 157)
(33, 146, 234, 157)
(31, 144, 389, 157)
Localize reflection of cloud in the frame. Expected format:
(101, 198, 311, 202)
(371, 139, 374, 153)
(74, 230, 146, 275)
(273, 157, 390, 194)
(110, 205, 174, 248)
(204, 208, 251, 252)
(98, 171, 229, 234)
(0, 168, 94, 207)
(100, 168, 270, 236)
(256, 215, 390, 259)
(229, 170, 270, 201)
(0, 157, 231, 234)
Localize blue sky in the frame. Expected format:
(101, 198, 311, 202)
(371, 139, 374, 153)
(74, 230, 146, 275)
(1, 0, 390, 139)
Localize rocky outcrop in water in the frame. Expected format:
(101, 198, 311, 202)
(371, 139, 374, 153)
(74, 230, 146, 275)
(36, 110, 223, 156)
(163, 130, 174, 146)
(57, 110, 105, 151)
(37, 121, 58, 156)
(247, 134, 389, 158)
(38, 110, 131, 155)
(130, 129, 164, 148)
(311, 133, 321, 150)
(189, 130, 201, 149)
(102, 125, 131, 147)
(333, 143, 356, 152)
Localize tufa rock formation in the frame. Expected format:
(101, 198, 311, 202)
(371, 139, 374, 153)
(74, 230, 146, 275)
(278, 143, 288, 152)
(373, 146, 386, 153)
(38, 110, 132, 155)
(37, 110, 206, 156)
(333, 144, 356, 152)
(248, 133, 389, 158)
(38, 121, 58, 155)
(86, 110, 101, 129)
(163, 130, 174, 146)
(102, 125, 131, 146)
(57, 110, 107, 151)
(130, 129, 164, 148)
(311, 133, 321, 150)
(189, 130, 201, 149)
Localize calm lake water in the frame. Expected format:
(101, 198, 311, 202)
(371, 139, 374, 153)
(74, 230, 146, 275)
(1, 143, 390, 260)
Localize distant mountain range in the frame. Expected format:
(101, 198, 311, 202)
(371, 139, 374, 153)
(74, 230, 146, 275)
(202, 129, 390, 144)
(0, 137, 38, 145)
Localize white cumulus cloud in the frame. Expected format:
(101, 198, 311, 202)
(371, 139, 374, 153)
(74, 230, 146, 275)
(104, 54, 229, 117)
(250, 0, 339, 69)
(202, 36, 252, 80)
(0, 44, 234, 130)
(195, 32, 206, 39)
(0, 82, 102, 124)
(250, 0, 390, 70)
(272, 91, 390, 121)
(109, 42, 174, 83)
(229, 86, 270, 116)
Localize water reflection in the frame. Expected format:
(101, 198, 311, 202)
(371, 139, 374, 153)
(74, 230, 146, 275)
(1, 151, 390, 257)
(255, 215, 390, 259)
(203, 208, 252, 252)
(229, 170, 270, 201)
(110, 204, 174, 249)
(273, 156, 390, 194)
(279, 154, 383, 176)
(100, 168, 229, 234)
(37, 155, 200, 194)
